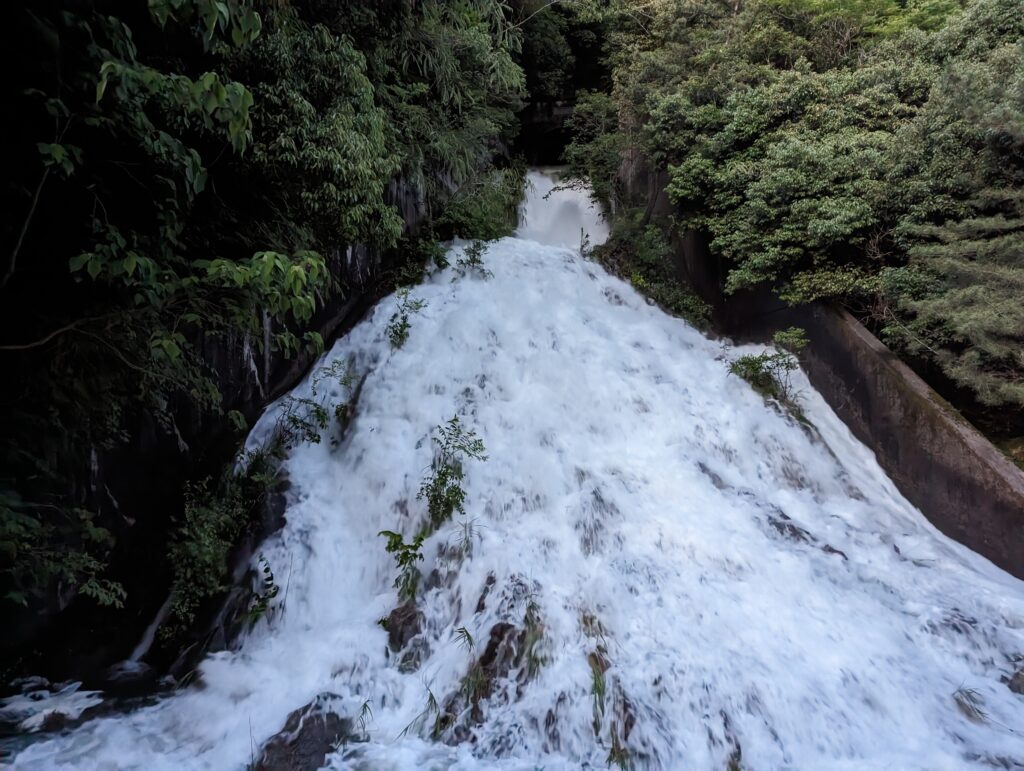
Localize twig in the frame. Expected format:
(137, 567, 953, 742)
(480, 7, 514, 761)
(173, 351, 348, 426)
(281, 551, 294, 615)
(511, 0, 565, 29)
(249, 715, 256, 769)
(4, 120, 70, 290)
(3, 168, 51, 290)
(0, 318, 83, 351)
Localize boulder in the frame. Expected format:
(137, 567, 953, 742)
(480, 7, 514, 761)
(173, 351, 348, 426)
(255, 693, 360, 771)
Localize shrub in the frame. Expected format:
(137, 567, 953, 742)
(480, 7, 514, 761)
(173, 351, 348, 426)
(378, 530, 426, 603)
(563, 91, 627, 210)
(437, 167, 526, 242)
(729, 328, 809, 409)
(378, 416, 486, 604)
(163, 450, 274, 638)
(386, 289, 427, 349)
(569, 0, 1024, 425)
(456, 240, 494, 279)
(595, 215, 711, 329)
(418, 416, 487, 531)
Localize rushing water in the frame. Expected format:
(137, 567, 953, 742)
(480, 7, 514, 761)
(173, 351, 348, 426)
(11, 170, 1024, 769)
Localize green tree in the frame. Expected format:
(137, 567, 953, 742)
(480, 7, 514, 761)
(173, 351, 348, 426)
(0, 0, 526, 638)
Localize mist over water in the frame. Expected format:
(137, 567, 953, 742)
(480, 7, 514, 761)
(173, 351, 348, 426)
(11, 170, 1024, 769)
(516, 168, 609, 249)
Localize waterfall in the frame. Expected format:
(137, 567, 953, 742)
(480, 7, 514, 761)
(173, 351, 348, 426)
(10, 170, 1024, 769)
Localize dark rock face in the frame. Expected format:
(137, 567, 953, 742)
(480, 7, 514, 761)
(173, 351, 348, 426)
(385, 600, 424, 653)
(516, 102, 574, 165)
(478, 622, 519, 679)
(255, 693, 360, 771)
(437, 619, 545, 743)
(384, 599, 430, 674)
(3, 178, 433, 691)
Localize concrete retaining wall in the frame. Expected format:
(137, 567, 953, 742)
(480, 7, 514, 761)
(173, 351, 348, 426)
(772, 303, 1024, 577)
(672, 224, 1024, 577)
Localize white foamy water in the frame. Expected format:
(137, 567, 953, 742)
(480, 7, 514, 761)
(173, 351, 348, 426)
(516, 168, 609, 249)
(12, 170, 1024, 769)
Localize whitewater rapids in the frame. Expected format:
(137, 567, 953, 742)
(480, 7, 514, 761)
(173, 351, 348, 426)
(12, 170, 1024, 769)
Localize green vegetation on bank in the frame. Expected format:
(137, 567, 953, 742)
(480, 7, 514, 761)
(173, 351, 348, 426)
(1, 0, 525, 632)
(565, 0, 1024, 437)
(730, 328, 810, 415)
(591, 211, 712, 329)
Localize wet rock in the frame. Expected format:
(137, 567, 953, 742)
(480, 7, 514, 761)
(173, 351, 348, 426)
(764, 510, 850, 563)
(102, 660, 160, 698)
(479, 623, 519, 674)
(475, 573, 496, 614)
(767, 513, 811, 543)
(821, 544, 848, 561)
(333, 372, 367, 441)
(424, 566, 458, 591)
(255, 693, 360, 771)
(587, 649, 611, 674)
(385, 601, 423, 653)
(398, 637, 430, 674)
(943, 610, 978, 636)
(697, 462, 727, 491)
(1007, 669, 1024, 695)
(0, 681, 103, 734)
(440, 619, 547, 743)
(9, 676, 49, 694)
(580, 613, 607, 640)
(543, 692, 569, 753)
(40, 711, 68, 731)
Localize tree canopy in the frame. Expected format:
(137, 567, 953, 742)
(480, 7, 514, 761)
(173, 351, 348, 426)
(566, 0, 1024, 426)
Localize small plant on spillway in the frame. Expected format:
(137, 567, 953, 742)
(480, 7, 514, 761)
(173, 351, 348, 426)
(280, 396, 330, 445)
(399, 685, 441, 740)
(379, 416, 486, 608)
(357, 699, 374, 735)
(418, 416, 487, 531)
(729, 327, 809, 412)
(278, 359, 359, 447)
(378, 530, 426, 603)
(952, 686, 988, 723)
(607, 739, 631, 771)
(456, 240, 494, 279)
(455, 625, 475, 652)
(386, 288, 427, 349)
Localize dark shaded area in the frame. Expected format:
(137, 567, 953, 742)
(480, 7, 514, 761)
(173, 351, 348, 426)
(1, 0, 522, 694)
(511, 3, 610, 165)
(5, 230, 413, 691)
